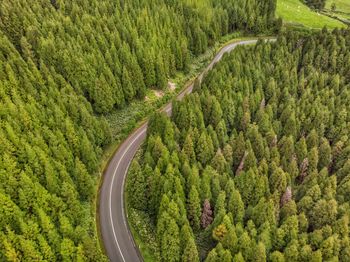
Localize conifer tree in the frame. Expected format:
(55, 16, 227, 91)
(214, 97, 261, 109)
(197, 131, 214, 166)
(161, 218, 180, 262)
(187, 186, 201, 231)
(201, 199, 213, 229)
(126, 161, 147, 211)
(181, 224, 200, 262)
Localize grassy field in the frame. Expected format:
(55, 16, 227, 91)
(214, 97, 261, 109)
(325, 0, 350, 22)
(326, 0, 350, 12)
(277, 0, 345, 29)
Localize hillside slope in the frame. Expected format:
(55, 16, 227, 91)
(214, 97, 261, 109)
(276, 0, 345, 28)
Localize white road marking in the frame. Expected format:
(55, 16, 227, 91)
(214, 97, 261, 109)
(109, 128, 147, 262)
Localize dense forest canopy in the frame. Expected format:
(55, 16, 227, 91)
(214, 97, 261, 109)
(0, 0, 279, 261)
(127, 29, 350, 261)
(1, 0, 279, 115)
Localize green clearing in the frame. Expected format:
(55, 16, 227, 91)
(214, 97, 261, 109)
(325, 0, 350, 22)
(326, 0, 350, 12)
(276, 0, 345, 28)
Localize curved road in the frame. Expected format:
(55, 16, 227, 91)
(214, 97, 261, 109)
(99, 39, 267, 262)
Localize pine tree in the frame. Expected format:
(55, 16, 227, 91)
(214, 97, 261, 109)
(181, 225, 200, 262)
(210, 97, 223, 128)
(201, 199, 213, 229)
(270, 251, 285, 262)
(213, 224, 228, 242)
(91, 73, 115, 113)
(142, 49, 156, 87)
(222, 227, 238, 255)
(182, 133, 196, 165)
(270, 166, 287, 195)
(318, 138, 331, 170)
(161, 218, 180, 262)
(126, 161, 147, 211)
(122, 67, 135, 102)
(228, 190, 245, 224)
(196, 131, 214, 166)
(155, 55, 167, 90)
(308, 147, 319, 172)
(253, 242, 267, 262)
(187, 186, 201, 231)
(205, 248, 219, 262)
(211, 150, 228, 174)
(309, 199, 338, 229)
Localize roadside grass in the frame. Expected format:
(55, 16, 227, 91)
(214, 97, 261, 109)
(127, 208, 160, 261)
(276, 0, 345, 29)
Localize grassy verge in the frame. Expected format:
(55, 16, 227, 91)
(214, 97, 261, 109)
(127, 208, 160, 261)
(276, 0, 346, 29)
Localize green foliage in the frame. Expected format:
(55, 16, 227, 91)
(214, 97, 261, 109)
(161, 218, 181, 262)
(0, 32, 109, 259)
(126, 161, 147, 211)
(181, 225, 200, 262)
(325, 0, 350, 24)
(187, 187, 201, 231)
(0, 0, 279, 115)
(0, 0, 275, 261)
(131, 29, 350, 261)
(0, 0, 281, 260)
(305, 0, 327, 10)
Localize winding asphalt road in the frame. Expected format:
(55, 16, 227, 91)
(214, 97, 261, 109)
(98, 39, 267, 262)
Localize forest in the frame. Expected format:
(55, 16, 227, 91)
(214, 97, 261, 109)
(305, 0, 327, 10)
(127, 29, 350, 261)
(1, 0, 279, 115)
(0, 0, 279, 261)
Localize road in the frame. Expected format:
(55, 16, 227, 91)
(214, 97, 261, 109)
(98, 39, 265, 262)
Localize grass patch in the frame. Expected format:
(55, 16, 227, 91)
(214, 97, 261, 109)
(127, 208, 160, 262)
(276, 0, 345, 28)
(326, 0, 350, 13)
(324, 0, 350, 23)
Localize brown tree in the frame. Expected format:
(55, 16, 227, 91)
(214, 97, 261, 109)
(201, 199, 213, 229)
